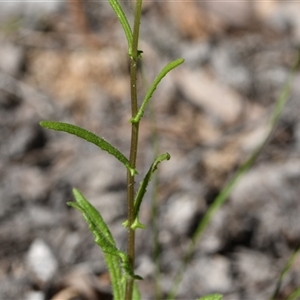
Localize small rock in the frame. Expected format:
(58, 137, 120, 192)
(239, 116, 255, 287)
(0, 43, 24, 76)
(0, 1, 62, 26)
(3, 166, 48, 201)
(26, 291, 44, 300)
(180, 41, 211, 68)
(203, 1, 254, 28)
(180, 255, 232, 297)
(234, 249, 276, 298)
(176, 69, 243, 124)
(259, 2, 300, 42)
(163, 193, 198, 236)
(136, 255, 155, 278)
(27, 205, 60, 227)
(230, 160, 300, 247)
(239, 119, 270, 153)
(26, 239, 58, 282)
(5, 124, 46, 158)
(211, 43, 252, 93)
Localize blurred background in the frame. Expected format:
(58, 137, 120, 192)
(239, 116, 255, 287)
(1, 1, 300, 299)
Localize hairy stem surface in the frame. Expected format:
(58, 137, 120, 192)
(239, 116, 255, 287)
(125, 0, 143, 299)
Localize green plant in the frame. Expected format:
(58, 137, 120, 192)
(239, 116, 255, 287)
(39, 0, 300, 299)
(270, 242, 300, 300)
(40, 0, 188, 299)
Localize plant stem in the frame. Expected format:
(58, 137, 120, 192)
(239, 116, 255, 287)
(125, 0, 142, 299)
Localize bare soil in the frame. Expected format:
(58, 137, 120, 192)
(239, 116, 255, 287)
(1, 1, 300, 300)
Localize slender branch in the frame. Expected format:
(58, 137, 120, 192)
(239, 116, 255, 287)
(125, 0, 143, 299)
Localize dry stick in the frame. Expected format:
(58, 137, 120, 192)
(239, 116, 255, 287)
(125, 0, 143, 299)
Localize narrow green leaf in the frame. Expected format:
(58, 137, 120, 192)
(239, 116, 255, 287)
(131, 58, 184, 124)
(69, 189, 124, 299)
(69, 189, 141, 283)
(133, 281, 142, 300)
(198, 294, 223, 300)
(106, 253, 124, 300)
(108, 0, 133, 55)
(71, 188, 115, 244)
(69, 190, 118, 255)
(119, 253, 143, 280)
(123, 153, 170, 230)
(40, 121, 137, 176)
(269, 242, 300, 300)
(286, 287, 300, 300)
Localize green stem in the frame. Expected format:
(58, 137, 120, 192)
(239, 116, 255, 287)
(270, 242, 300, 300)
(125, 0, 143, 299)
